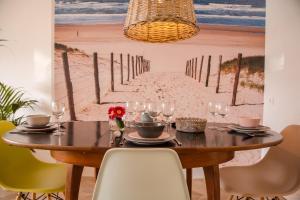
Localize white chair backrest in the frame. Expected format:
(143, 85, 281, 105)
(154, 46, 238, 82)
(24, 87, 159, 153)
(92, 148, 190, 200)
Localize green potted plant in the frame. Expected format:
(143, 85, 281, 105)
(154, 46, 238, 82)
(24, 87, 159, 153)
(0, 82, 37, 125)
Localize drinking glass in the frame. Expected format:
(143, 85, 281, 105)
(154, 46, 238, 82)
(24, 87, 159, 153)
(136, 101, 146, 113)
(208, 102, 218, 129)
(125, 101, 138, 127)
(51, 101, 65, 136)
(147, 101, 162, 122)
(162, 101, 175, 132)
(215, 103, 230, 131)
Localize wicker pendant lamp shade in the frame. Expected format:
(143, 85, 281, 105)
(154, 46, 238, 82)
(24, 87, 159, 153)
(124, 0, 199, 43)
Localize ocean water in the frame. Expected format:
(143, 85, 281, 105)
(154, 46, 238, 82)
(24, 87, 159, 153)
(55, 0, 265, 27)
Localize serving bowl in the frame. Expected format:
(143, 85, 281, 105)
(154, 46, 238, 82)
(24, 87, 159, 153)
(134, 122, 165, 138)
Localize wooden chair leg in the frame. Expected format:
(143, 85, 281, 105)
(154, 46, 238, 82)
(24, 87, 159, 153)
(47, 193, 52, 200)
(186, 168, 192, 197)
(32, 193, 36, 200)
(16, 193, 22, 200)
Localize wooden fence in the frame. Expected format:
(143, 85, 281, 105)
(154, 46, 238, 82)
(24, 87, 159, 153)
(61, 51, 151, 120)
(185, 53, 243, 106)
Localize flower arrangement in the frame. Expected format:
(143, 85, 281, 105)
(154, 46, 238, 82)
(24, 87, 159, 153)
(108, 106, 126, 131)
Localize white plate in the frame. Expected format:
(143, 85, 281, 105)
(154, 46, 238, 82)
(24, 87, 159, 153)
(124, 132, 175, 145)
(230, 124, 270, 131)
(227, 124, 269, 133)
(23, 123, 54, 129)
(16, 125, 57, 132)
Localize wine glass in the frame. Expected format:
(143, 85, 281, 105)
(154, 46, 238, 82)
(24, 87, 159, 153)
(162, 101, 175, 132)
(125, 101, 138, 127)
(135, 101, 146, 121)
(208, 102, 218, 129)
(215, 103, 230, 131)
(136, 101, 146, 113)
(147, 101, 162, 122)
(51, 101, 65, 136)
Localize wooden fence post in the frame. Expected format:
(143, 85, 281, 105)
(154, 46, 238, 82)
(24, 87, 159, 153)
(205, 55, 211, 87)
(93, 52, 101, 104)
(127, 54, 130, 82)
(189, 60, 192, 76)
(135, 55, 138, 76)
(132, 56, 135, 79)
(191, 58, 194, 78)
(216, 55, 222, 93)
(232, 53, 242, 106)
(198, 56, 204, 82)
(62, 51, 76, 120)
(185, 61, 188, 75)
(138, 56, 141, 74)
(141, 56, 144, 74)
(120, 53, 123, 85)
(194, 57, 198, 80)
(110, 52, 115, 92)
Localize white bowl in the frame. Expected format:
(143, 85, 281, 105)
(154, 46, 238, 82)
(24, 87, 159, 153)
(26, 115, 50, 127)
(238, 117, 260, 128)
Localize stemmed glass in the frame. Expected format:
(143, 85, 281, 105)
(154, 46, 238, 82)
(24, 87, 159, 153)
(136, 101, 146, 113)
(208, 102, 218, 129)
(147, 101, 162, 122)
(162, 101, 175, 132)
(51, 101, 65, 136)
(215, 103, 230, 131)
(125, 101, 138, 127)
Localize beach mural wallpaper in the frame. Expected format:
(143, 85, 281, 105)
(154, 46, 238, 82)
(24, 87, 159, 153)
(55, 0, 265, 164)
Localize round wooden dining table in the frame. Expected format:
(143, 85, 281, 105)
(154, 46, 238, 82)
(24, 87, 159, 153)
(2, 121, 282, 200)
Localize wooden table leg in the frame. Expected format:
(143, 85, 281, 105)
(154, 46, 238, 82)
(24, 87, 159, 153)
(186, 168, 192, 197)
(65, 164, 84, 200)
(203, 165, 220, 200)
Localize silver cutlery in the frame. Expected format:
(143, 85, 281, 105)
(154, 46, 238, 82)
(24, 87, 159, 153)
(174, 138, 182, 146)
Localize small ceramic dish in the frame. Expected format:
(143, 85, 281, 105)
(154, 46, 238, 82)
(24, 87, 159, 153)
(26, 115, 51, 127)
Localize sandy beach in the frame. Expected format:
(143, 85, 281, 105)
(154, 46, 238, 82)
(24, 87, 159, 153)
(55, 23, 265, 120)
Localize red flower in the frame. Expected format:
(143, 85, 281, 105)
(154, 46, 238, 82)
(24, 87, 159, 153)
(114, 106, 126, 118)
(108, 106, 116, 120)
(108, 106, 126, 120)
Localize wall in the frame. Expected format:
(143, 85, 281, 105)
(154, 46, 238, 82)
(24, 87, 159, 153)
(264, 0, 300, 132)
(0, 0, 53, 112)
(264, 0, 300, 198)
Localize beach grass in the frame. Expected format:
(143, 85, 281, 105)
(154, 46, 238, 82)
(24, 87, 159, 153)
(221, 55, 265, 75)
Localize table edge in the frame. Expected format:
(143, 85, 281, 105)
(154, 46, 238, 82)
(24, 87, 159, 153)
(2, 133, 283, 153)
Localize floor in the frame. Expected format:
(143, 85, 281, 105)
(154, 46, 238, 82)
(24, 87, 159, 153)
(0, 177, 230, 200)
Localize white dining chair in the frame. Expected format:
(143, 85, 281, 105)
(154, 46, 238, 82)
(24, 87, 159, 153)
(92, 148, 190, 200)
(220, 125, 300, 200)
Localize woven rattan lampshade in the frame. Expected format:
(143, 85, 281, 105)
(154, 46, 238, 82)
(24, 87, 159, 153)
(124, 0, 199, 43)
